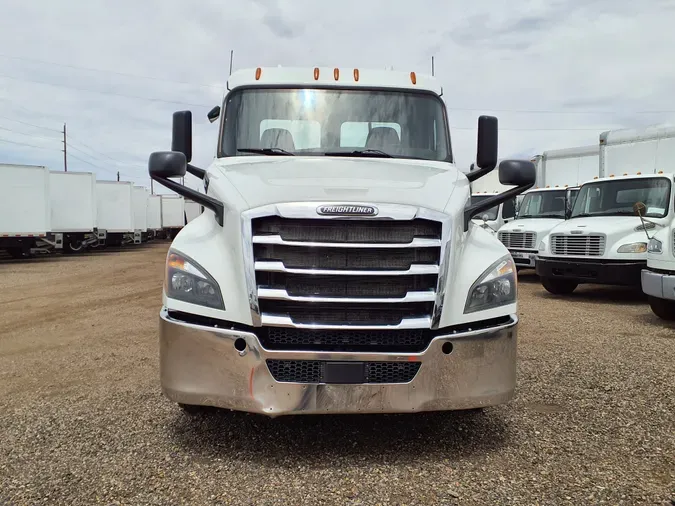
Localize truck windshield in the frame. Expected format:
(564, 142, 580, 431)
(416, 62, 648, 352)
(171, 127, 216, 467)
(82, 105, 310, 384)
(470, 195, 499, 221)
(570, 177, 671, 218)
(220, 88, 451, 161)
(517, 190, 567, 219)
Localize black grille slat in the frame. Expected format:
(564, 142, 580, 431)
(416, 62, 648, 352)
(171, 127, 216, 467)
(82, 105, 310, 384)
(266, 359, 421, 384)
(256, 273, 438, 298)
(260, 327, 431, 351)
(254, 245, 440, 270)
(259, 301, 433, 325)
(252, 217, 441, 244)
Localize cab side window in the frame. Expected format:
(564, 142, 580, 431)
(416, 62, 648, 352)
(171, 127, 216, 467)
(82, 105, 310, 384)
(502, 198, 516, 219)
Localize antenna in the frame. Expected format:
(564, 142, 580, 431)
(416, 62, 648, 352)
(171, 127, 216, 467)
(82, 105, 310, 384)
(431, 56, 435, 76)
(229, 50, 234, 76)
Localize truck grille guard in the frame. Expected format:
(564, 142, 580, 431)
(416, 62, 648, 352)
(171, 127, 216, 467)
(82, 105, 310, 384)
(241, 203, 452, 331)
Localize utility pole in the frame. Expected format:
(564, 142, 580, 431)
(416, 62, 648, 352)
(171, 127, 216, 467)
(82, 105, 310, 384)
(431, 56, 435, 76)
(117, 171, 120, 181)
(151, 178, 154, 194)
(62, 123, 67, 172)
(229, 49, 234, 76)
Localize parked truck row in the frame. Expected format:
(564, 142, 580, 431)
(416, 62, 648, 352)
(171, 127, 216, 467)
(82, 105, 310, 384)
(0, 165, 197, 258)
(484, 125, 675, 321)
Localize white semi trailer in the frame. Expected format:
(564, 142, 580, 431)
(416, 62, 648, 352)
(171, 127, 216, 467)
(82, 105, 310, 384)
(96, 181, 137, 246)
(185, 199, 203, 223)
(497, 145, 597, 269)
(160, 194, 185, 239)
(148, 66, 536, 417)
(132, 186, 149, 241)
(0, 163, 50, 258)
(44, 171, 99, 253)
(147, 194, 163, 238)
(537, 125, 674, 294)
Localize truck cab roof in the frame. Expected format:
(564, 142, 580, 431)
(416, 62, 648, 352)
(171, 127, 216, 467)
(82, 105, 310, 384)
(227, 66, 443, 95)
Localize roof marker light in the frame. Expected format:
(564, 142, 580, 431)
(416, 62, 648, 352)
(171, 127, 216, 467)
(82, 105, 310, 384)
(410, 71, 417, 85)
(334, 68, 339, 81)
(610, 174, 615, 177)
(314, 67, 320, 80)
(353, 68, 360, 81)
(565, 184, 568, 187)
(255, 67, 262, 80)
(637, 172, 642, 175)
(555, 185, 559, 187)
(623, 173, 628, 176)
(658, 170, 663, 174)
(594, 176, 598, 179)
(546, 185, 550, 188)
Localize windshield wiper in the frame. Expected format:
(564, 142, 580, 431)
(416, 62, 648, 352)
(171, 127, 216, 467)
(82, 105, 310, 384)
(537, 213, 565, 218)
(238, 148, 294, 156)
(324, 149, 393, 158)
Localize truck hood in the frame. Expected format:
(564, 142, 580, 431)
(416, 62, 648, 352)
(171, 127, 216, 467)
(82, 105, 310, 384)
(500, 218, 564, 235)
(551, 216, 647, 236)
(209, 156, 462, 212)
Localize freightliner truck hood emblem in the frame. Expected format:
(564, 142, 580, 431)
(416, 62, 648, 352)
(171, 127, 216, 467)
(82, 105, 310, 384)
(317, 205, 379, 216)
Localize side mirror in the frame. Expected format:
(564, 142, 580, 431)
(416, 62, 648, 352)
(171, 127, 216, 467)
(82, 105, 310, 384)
(476, 115, 498, 170)
(207, 106, 221, 124)
(148, 151, 187, 179)
(498, 159, 536, 186)
(172, 111, 193, 162)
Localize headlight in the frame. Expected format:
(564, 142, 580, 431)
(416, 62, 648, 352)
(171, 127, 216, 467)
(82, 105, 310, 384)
(464, 255, 517, 314)
(617, 242, 647, 254)
(647, 238, 663, 254)
(165, 250, 224, 309)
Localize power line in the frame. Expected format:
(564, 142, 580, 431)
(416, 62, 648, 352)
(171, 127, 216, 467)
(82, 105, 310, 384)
(66, 132, 144, 168)
(0, 113, 62, 133)
(66, 151, 127, 177)
(0, 137, 62, 151)
(0, 74, 213, 108)
(0, 53, 224, 89)
(0, 125, 61, 142)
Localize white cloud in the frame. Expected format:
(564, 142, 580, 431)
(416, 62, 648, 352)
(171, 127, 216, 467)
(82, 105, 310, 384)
(0, 0, 673, 191)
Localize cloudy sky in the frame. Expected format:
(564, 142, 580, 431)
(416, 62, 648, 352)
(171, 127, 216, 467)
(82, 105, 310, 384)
(1, 0, 674, 193)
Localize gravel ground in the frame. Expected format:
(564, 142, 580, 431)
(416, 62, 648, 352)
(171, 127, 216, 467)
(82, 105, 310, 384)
(0, 242, 673, 505)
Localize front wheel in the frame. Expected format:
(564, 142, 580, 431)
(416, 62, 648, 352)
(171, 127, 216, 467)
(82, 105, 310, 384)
(648, 296, 675, 321)
(541, 277, 578, 295)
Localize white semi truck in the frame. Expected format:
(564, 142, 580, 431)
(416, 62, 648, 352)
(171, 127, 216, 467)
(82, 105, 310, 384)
(468, 164, 517, 233)
(147, 66, 536, 417)
(0, 163, 50, 258)
(536, 125, 674, 294)
(497, 145, 598, 269)
(44, 171, 99, 253)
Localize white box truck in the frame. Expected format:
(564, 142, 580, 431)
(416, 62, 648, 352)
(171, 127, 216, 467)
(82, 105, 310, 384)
(44, 171, 99, 253)
(160, 194, 185, 239)
(468, 164, 517, 234)
(132, 186, 149, 240)
(147, 194, 163, 237)
(497, 145, 598, 269)
(185, 199, 203, 223)
(96, 180, 136, 246)
(147, 66, 537, 417)
(536, 125, 674, 294)
(0, 163, 50, 258)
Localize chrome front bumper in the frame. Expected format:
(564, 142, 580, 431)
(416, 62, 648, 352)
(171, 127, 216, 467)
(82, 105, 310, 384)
(159, 309, 518, 417)
(509, 249, 537, 268)
(642, 268, 675, 301)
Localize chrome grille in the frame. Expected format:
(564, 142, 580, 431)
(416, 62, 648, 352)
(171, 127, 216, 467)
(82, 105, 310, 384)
(247, 212, 446, 329)
(498, 231, 536, 250)
(550, 234, 605, 256)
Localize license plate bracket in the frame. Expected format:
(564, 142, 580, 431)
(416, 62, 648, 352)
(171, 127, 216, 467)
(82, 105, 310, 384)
(324, 362, 365, 384)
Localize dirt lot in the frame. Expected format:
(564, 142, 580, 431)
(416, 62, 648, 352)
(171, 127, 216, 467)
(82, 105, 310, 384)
(0, 242, 673, 505)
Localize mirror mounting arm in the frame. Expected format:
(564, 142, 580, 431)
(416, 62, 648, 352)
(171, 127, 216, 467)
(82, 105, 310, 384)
(464, 182, 534, 231)
(186, 164, 205, 180)
(466, 164, 496, 183)
(151, 175, 225, 226)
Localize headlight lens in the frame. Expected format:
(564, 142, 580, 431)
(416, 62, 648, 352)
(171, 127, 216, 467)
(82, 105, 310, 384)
(647, 238, 662, 254)
(165, 250, 224, 309)
(617, 242, 647, 254)
(464, 256, 517, 314)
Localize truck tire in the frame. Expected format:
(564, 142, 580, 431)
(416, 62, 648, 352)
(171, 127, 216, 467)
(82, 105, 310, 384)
(64, 236, 85, 254)
(648, 296, 675, 321)
(541, 277, 578, 295)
